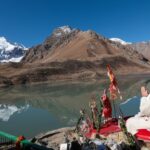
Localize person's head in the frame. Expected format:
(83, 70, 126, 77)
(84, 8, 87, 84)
(141, 86, 149, 97)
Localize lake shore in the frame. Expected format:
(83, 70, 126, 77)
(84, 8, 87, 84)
(34, 127, 150, 150)
(0, 72, 150, 88)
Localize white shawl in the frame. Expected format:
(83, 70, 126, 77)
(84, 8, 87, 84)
(126, 94, 150, 135)
(139, 94, 150, 116)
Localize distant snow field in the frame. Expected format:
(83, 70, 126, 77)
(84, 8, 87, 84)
(0, 37, 28, 63)
(110, 38, 132, 45)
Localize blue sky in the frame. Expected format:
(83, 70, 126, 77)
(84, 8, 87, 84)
(0, 0, 150, 47)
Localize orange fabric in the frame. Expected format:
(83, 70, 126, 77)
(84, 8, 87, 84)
(107, 64, 120, 100)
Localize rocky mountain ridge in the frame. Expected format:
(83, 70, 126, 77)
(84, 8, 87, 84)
(109, 37, 150, 61)
(130, 41, 150, 61)
(0, 26, 150, 87)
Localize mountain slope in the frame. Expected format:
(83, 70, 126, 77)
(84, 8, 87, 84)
(0, 26, 149, 86)
(0, 37, 27, 62)
(22, 26, 149, 67)
(130, 42, 150, 61)
(22, 26, 79, 63)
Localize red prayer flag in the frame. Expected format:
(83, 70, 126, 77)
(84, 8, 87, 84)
(107, 65, 122, 100)
(101, 89, 112, 118)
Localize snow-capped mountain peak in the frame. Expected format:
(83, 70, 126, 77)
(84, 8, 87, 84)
(59, 26, 72, 34)
(0, 37, 16, 51)
(0, 37, 28, 63)
(0, 37, 27, 52)
(52, 25, 75, 37)
(110, 38, 131, 45)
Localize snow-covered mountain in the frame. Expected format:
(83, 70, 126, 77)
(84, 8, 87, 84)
(52, 25, 76, 37)
(110, 38, 131, 45)
(0, 37, 28, 63)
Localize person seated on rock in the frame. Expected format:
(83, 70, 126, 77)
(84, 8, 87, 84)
(126, 85, 150, 135)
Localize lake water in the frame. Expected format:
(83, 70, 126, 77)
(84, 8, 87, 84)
(0, 75, 150, 138)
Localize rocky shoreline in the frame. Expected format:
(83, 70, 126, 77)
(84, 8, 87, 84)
(0, 67, 150, 88)
(34, 127, 150, 150)
(1, 127, 150, 150)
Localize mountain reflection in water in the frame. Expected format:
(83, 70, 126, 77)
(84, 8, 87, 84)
(0, 75, 150, 138)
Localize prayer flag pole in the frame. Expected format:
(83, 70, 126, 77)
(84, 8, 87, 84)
(106, 64, 138, 148)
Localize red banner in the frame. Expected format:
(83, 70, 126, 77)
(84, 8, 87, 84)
(107, 65, 122, 100)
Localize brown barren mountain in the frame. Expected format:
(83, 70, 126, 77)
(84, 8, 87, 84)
(0, 26, 150, 87)
(130, 41, 150, 61)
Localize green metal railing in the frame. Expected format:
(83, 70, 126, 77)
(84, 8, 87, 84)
(0, 131, 51, 150)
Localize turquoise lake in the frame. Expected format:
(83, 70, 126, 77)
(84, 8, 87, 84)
(0, 75, 150, 138)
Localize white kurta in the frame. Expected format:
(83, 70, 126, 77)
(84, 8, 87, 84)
(126, 94, 150, 135)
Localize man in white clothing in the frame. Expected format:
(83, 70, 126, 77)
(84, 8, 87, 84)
(126, 86, 150, 135)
